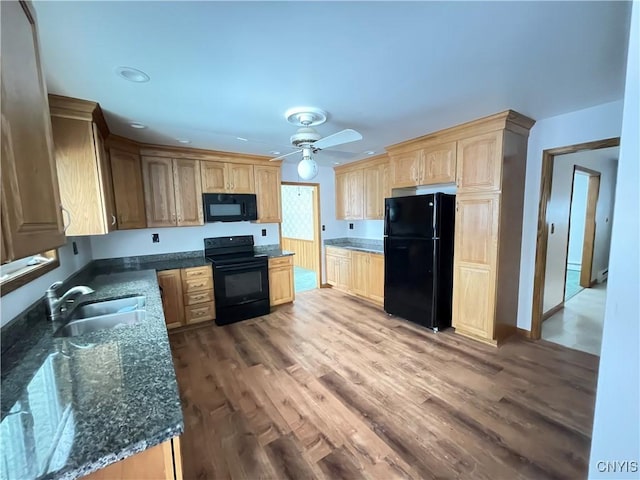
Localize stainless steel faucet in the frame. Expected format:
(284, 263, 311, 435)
(45, 281, 94, 321)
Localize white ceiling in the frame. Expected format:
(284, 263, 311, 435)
(33, 1, 631, 166)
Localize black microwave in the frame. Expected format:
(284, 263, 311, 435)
(203, 193, 258, 222)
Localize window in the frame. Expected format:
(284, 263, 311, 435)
(0, 250, 59, 296)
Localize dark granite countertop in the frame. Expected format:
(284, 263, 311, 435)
(261, 249, 295, 258)
(93, 251, 210, 273)
(0, 269, 183, 480)
(324, 238, 384, 254)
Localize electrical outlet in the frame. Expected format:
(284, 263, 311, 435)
(349, 223, 354, 230)
(261, 229, 267, 237)
(72, 241, 78, 255)
(152, 233, 160, 243)
(322, 225, 326, 231)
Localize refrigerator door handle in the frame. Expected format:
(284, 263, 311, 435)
(432, 237, 440, 240)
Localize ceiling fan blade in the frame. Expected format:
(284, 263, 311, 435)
(313, 129, 363, 150)
(270, 150, 301, 161)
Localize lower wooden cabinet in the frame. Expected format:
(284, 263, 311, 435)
(326, 247, 384, 305)
(268, 256, 294, 306)
(326, 247, 352, 291)
(158, 265, 214, 329)
(83, 437, 182, 480)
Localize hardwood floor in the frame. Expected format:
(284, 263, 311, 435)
(169, 288, 599, 480)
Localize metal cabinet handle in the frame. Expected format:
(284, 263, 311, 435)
(61, 206, 71, 232)
(177, 216, 182, 223)
(112, 214, 117, 226)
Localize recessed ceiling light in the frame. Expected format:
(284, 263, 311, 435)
(236, 137, 248, 142)
(129, 122, 147, 129)
(116, 66, 150, 83)
(333, 161, 341, 165)
(364, 150, 376, 155)
(177, 139, 191, 144)
(269, 150, 281, 155)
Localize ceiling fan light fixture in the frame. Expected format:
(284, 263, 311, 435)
(285, 107, 327, 127)
(297, 158, 318, 180)
(116, 66, 150, 83)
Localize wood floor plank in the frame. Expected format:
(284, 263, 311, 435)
(169, 288, 599, 480)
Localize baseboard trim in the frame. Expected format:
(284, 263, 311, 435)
(517, 327, 533, 339)
(542, 302, 564, 321)
(320, 283, 332, 288)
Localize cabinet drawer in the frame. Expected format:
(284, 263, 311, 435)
(185, 301, 215, 324)
(183, 289, 214, 306)
(182, 276, 213, 293)
(268, 256, 293, 268)
(326, 246, 352, 258)
(182, 265, 212, 280)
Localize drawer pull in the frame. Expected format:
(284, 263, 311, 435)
(193, 295, 205, 301)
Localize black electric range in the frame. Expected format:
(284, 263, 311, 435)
(204, 236, 270, 325)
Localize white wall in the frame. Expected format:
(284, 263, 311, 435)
(589, 3, 639, 476)
(517, 99, 624, 329)
(0, 236, 93, 327)
(542, 152, 618, 312)
(90, 222, 280, 259)
(567, 173, 588, 268)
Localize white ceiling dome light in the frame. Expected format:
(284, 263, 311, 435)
(297, 148, 318, 180)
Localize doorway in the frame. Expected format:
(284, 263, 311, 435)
(532, 137, 619, 348)
(280, 182, 321, 293)
(565, 167, 601, 301)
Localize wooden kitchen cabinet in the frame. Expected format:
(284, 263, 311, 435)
(350, 250, 384, 305)
(83, 437, 182, 480)
(157, 269, 185, 329)
(325, 247, 352, 292)
(268, 256, 294, 306)
(201, 161, 255, 193)
(142, 156, 203, 228)
(1, 0, 66, 262)
(456, 131, 503, 192)
(389, 142, 456, 188)
(335, 154, 389, 221)
(158, 265, 214, 330)
(254, 165, 282, 223)
(49, 96, 117, 235)
(110, 149, 147, 229)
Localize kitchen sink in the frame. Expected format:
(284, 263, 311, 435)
(55, 310, 146, 337)
(68, 296, 146, 320)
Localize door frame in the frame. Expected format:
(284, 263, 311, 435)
(572, 166, 601, 289)
(530, 137, 619, 340)
(281, 181, 322, 289)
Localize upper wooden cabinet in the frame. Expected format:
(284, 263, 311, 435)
(254, 165, 282, 223)
(456, 131, 503, 192)
(389, 142, 456, 188)
(1, 1, 65, 261)
(109, 148, 147, 229)
(201, 161, 254, 193)
(49, 95, 117, 235)
(142, 156, 203, 227)
(335, 155, 389, 221)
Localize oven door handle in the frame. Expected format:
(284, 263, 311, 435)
(214, 262, 266, 272)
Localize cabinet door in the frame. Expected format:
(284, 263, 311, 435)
(157, 270, 184, 329)
(368, 253, 385, 304)
(456, 131, 503, 192)
(390, 150, 422, 188)
(201, 161, 227, 193)
(93, 124, 117, 232)
(254, 165, 282, 223)
(351, 251, 369, 296)
(452, 194, 500, 340)
(228, 163, 255, 193)
(174, 159, 203, 226)
(1, 1, 65, 260)
(363, 166, 382, 220)
(347, 170, 364, 220)
(269, 266, 294, 306)
(335, 173, 348, 220)
(142, 156, 176, 227)
(326, 254, 338, 286)
(110, 149, 146, 229)
(422, 142, 456, 185)
(338, 258, 352, 291)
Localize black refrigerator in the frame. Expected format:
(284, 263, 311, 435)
(384, 193, 456, 331)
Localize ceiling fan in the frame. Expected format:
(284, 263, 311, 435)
(270, 107, 363, 180)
